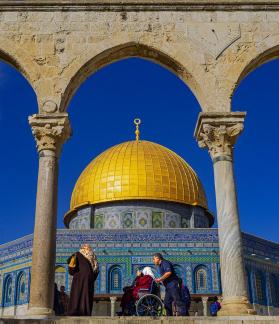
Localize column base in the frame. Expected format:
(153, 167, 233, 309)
(25, 306, 54, 318)
(218, 297, 256, 316)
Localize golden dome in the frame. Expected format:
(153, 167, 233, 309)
(65, 140, 209, 225)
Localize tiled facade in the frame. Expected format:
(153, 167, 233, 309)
(68, 201, 210, 230)
(0, 229, 278, 316)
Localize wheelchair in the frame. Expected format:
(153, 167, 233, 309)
(134, 280, 164, 316)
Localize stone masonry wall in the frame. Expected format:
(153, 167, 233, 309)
(0, 1, 278, 114)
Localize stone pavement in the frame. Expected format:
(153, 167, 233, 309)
(1, 317, 279, 324)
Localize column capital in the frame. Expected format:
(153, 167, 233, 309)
(218, 296, 223, 303)
(202, 296, 209, 302)
(194, 112, 246, 162)
(29, 113, 72, 156)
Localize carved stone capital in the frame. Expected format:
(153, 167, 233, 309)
(29, 113, 72, 156)
(194, 112, 246, 162)
(202, 296, 209, 303)
(198, 123, 243, 161)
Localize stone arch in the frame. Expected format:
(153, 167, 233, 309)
(0, 46, 38, 97)
(59, 42, 206, 113)
(237, 45, 279, 87)
(230, 40, 279, 101)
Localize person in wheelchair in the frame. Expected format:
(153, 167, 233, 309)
(119, 267, 155, 315)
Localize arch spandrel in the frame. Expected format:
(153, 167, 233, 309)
(0, 44, 39, 102)
(220, 35, 279, 104)
(0, 7, 278, 114)
(57, 41, 209, 113)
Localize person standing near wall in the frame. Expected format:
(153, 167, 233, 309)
(53, 283, 63, 315)
(209, 296, 221, 316)
(59, 285, 69, 315)
(153, 253, 186, 316)
(67, 244, 99, 316)
(178, 278, 191, 316)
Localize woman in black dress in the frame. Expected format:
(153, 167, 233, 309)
(67, 244, 99, 316)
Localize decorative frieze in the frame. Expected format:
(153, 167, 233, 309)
(1, 229, 279, 312)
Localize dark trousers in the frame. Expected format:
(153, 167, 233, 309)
(164, 283, 186, 316)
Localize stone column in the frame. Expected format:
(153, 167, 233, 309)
(110, 296, 117, 317)
(202, 296, 208, 316)
(0, 274, 3, 317)
(265, 273, 273, 316)
(27, 113, 71, 316)
(195, 112, 255, 316)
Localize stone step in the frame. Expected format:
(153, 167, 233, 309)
(1, 316, 279, 324)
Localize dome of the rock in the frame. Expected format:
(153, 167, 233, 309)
(64, 140, 213, 227)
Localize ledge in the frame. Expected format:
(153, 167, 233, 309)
(1, 316, 279, 323)
(1, 0, 279, 11)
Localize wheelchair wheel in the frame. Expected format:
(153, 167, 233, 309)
(136, 294, 164, 317)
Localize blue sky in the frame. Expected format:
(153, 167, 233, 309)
(0, 57, 278, 245)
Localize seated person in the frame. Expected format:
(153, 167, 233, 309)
(132, 267, 155, 300)
(119, 269, 142, 315)
(119, 267, 155, 315)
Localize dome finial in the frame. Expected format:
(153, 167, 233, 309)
(134, 118, 141, 141)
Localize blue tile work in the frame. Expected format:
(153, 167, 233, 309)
(1, 268, 30, 308)
(69, 201, 210, 230)
(0, 229, 279, 310)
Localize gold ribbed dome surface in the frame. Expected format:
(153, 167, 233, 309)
(69, 140, 208, 213)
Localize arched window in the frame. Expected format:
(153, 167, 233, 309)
(195, 266, 207, 291)
(55, 266, 66, 290)
(255, 271, 265, 304)
(269, 274, 279, 306)
(15, 272, 27, 305)
(3, 275, 13, 306)
(109, 266, 122, 292)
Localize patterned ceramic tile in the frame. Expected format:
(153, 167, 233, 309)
(0, 228, 279, 309)
(94, 214, 104, 229)
(152, 211, 163, 228)
(123, 212, 133, 228)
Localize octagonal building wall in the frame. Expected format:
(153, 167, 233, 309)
(68, 201, 210, 230)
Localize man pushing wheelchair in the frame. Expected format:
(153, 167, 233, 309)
(117, 253, 190, 316)
(118, 266, 157, 315)
(153, 253, 188, 316)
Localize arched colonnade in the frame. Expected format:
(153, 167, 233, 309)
(0, 2, 278, 316)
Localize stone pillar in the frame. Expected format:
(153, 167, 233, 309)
(202, 296, 208, 316)
(27, 113, 71, 316)
(195, 112, 255, 316)
(110, 296, 117, 317)
(0, 274, 3, 317)
(265, 273, 273, 316)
